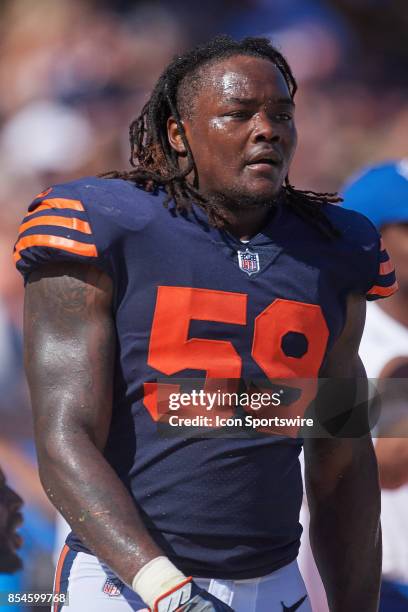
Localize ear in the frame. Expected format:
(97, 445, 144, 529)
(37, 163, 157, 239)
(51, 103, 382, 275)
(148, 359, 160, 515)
(167, 116, 187, 154)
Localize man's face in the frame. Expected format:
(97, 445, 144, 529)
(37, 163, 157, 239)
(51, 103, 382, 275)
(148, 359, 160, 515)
(382, 223, 408, 295)
(170, 54, 297, 207)
(0, 468, 23, 573)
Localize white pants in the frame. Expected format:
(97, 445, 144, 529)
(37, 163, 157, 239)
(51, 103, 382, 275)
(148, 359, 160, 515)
(53, 545, 311, 612)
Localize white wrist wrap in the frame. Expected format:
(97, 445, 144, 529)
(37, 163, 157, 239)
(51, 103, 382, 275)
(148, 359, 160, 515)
(132, 556, 187, 609)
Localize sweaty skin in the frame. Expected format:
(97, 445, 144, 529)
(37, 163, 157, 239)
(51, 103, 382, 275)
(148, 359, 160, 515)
(24, 54, 381, 610)
(25, 268, 381, 609)
(168, 56, 297, 240)
(24, 264, 161, 585)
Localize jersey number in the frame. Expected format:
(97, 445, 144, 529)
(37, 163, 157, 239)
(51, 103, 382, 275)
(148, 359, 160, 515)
(144, 286, 328, 421)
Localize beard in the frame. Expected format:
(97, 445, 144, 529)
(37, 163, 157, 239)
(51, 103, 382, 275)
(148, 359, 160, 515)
(207, 184, 283, 213)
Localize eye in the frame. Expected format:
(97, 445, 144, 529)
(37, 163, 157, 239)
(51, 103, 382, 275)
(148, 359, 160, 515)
(224, 110, 251, 119)
(274, 112, 293, 122)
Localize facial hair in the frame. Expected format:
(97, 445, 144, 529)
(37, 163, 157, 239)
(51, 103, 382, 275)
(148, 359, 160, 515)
(208, 185, 283, 212)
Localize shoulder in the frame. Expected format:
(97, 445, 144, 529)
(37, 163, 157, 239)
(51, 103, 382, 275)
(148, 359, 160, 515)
(323, 203, 379, 250)
(24, 175, 167, 249)
(322, 203, 397, 300)
(29, 176, 163, 217)
(14, 176, 165, 283)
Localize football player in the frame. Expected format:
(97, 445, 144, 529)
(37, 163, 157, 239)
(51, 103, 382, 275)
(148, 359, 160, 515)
(16, 36, 396, 611)
(0, 467, 23, 574)
(343, 161, 408, 610)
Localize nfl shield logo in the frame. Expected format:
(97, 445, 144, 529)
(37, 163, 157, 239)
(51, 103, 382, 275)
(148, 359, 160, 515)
(102, 577, 123, 597)
(237, 248, 260, 276)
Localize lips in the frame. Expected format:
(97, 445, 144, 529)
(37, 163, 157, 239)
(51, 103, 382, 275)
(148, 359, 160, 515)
(246, 149, 282, 167)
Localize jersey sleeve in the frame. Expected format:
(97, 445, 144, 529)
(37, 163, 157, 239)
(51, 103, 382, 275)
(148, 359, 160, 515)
(366, 236, 398, 301)
(14, 185, 103, 283)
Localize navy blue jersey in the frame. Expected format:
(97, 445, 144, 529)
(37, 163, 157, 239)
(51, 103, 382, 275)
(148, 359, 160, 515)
(15, 178, 397, 579)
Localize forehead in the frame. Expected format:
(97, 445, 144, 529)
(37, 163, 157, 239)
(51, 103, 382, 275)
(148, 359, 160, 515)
(198, 55, 291, 104)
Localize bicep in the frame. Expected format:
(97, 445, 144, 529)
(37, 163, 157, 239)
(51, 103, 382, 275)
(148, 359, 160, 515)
(24, 263, 115, 452)
(320, 292, 366, 378)
(305, 292, 375, 492)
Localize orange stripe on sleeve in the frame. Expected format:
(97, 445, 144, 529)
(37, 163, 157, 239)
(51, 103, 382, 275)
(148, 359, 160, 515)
(379, 259, 394, 275)
(34, 187, 53, 200)
(14, 234, 98, 263)
(53, 544, 70, 612)
(367, 280, 399, 297)
(26, 198, 85, 216)
(19, 215, 92, 235)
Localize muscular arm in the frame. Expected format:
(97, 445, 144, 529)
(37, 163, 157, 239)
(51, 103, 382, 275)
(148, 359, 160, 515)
(24, 263, 161, 586)
(304, 293, 381, 612)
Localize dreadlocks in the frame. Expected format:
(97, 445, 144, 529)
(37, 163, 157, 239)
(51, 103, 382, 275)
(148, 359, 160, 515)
(103, 35, 341, 238)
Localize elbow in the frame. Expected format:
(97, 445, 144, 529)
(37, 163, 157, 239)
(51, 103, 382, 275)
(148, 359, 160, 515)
(35, 433, 86, 510)
(36, 436, 67, 490)
(36, 430, 67, 465)
(35, 430, 81, 488)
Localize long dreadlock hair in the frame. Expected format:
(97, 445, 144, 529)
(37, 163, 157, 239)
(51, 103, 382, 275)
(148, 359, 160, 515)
(103, 35, 341, 238)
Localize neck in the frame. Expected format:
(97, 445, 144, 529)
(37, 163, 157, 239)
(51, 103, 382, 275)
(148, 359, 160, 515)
(377, 292, 408, 328)
(223, 206, 272, 241)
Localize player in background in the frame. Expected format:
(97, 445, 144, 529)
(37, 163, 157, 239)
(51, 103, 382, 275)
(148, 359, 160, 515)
(0, 466, 23, 575)
(299, 160, 408, 612)
(15, 36, 394, 611)
(343, 160, 408, 611)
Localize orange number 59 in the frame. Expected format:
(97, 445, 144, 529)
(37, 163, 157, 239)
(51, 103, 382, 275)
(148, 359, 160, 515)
(144, 286, 329, 420)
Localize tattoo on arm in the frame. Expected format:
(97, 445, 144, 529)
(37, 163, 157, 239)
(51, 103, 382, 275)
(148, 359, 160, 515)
(25, 264, 114, 448)
(24, 263, 161, 583)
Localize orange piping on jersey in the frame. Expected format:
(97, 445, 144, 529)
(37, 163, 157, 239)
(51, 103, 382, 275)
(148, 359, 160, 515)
(14, 234, 97, 263)
(26, 198, 85, 216)
(367, 280, 399, 297)
(53, 544, 70, 612)
(18, 215, 92, 235)
(379, 259, 394, 275)
(34, 187, 53, 200)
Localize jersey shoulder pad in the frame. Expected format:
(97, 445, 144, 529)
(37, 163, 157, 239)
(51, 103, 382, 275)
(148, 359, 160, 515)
(324, 204, 398, 300)
(13, 176, 148, 283)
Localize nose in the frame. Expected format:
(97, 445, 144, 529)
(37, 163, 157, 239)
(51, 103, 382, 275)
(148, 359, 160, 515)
(251, 110, 279, 143)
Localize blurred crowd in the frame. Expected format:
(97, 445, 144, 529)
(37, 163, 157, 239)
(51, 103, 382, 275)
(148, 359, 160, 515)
(0, 0, 406, 606)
